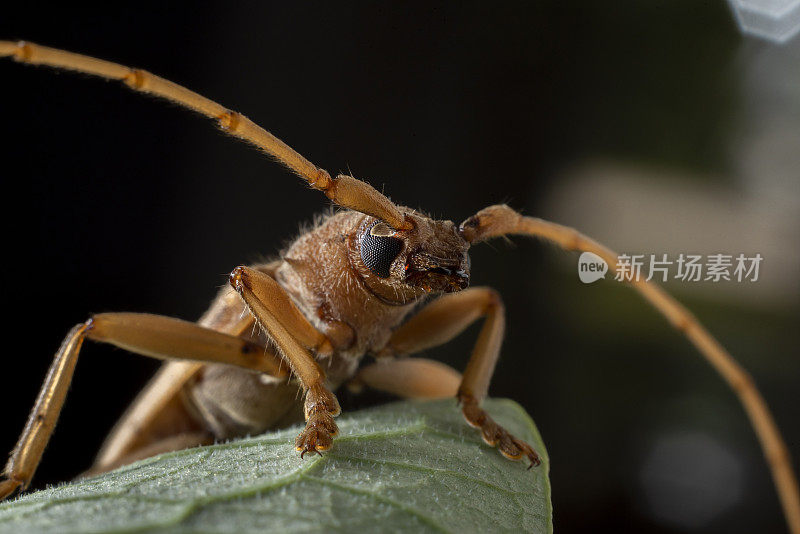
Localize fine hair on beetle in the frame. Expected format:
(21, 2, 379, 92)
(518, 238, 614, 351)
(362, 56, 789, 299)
(0, 40, 797, 534)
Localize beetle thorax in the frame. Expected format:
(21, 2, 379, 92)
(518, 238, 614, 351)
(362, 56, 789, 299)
(274, 209, 471, 383)
(273, 211, 413, 382)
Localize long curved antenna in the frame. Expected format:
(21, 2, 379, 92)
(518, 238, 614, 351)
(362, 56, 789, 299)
(461, 204, 800, 534)
(0, 40, 410, 230)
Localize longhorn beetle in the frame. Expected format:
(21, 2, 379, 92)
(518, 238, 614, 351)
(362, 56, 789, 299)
(0, 41, 798, 532)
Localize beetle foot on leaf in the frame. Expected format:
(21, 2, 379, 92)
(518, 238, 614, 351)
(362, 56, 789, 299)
(295, 412, 338, 458)
(459, 394, 541, 468)
(0, 477, 23, 501)
(296, 385, 341, 458)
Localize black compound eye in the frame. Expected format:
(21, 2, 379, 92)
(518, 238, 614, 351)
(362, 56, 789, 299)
(360, 221, 403, 278)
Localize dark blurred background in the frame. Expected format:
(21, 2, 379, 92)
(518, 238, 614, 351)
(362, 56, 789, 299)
(1, 2, 798, 532)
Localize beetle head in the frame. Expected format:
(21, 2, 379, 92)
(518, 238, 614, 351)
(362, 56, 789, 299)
(351, 210, 470, 304)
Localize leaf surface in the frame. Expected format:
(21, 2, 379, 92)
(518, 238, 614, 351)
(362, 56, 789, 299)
(0, 398, 551, 533)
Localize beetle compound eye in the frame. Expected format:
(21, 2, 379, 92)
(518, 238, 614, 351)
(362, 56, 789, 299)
(360, 221, 403, 278)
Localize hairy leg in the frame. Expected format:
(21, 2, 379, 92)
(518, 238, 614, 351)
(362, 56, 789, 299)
(349, 358, 462, 399)
(0, 313, 281, 501)
(229, 266, 339, 458)
(376, 288, 540, 466)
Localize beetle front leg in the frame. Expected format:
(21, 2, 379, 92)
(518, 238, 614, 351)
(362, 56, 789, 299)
(229, 265, 340, 457)
(377, 287, 540, 467)
(455, 291, 541, 467)
(296, 384, 341, 457)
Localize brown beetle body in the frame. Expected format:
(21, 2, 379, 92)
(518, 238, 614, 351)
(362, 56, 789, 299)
(91, 207, 471, 473)
(1, 41, 797, 534)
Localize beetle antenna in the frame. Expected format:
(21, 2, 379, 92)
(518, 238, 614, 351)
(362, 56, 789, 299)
(460, 204, 800, 534)
(0, 40, 411, 229)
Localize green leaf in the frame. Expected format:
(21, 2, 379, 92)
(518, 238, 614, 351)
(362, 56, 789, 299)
(0, 398, 551, 533)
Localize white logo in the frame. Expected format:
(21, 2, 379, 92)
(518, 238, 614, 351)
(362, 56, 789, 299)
(578, 252, 608, 284)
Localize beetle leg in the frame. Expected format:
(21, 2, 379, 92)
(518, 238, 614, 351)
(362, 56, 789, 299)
(0, 324, 87, 500)
(229, 265, 340, 458)
(348, 358, 461, 399)
(1, 313, 283, 501)
(375, 287, 540, 467)
(82, 431, 214, 477)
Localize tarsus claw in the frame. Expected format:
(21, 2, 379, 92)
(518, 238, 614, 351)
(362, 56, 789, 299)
(459, 394, 541, 469)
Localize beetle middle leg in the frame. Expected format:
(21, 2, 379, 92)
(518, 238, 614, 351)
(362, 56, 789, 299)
(0, 313, 286, 501)
(83, 431, 214, 477)
(376, 288, 541, 467)
(229, 265, 341, 458)
(349, 358, 462, 399)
